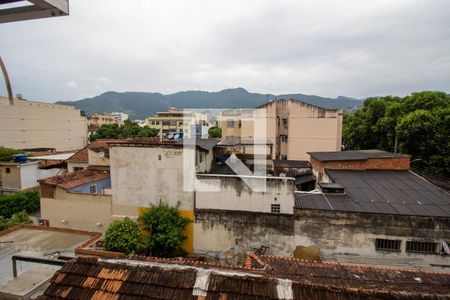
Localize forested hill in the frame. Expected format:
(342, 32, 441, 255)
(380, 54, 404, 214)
(56, 88, 362, 119)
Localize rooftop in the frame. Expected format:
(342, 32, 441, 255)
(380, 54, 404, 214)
(0, 225, 98, 286)
(39, 168, 110, 190)
(37, 253, 450, 299)
(308, 149, 409, 162)
(295, 170, 450, 217)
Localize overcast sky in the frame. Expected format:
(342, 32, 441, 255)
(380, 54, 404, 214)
(0, 0, 449, 102)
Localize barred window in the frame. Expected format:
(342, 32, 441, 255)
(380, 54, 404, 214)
(271, 204, 280, 213)
(375, 239, 401, 252)
(406, 241, 438, 254)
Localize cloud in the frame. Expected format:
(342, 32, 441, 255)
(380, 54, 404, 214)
(66, 80, 77, 89)
(0, 0, 449, 102)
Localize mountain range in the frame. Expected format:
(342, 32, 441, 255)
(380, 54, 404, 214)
(56, 88, 362, 119)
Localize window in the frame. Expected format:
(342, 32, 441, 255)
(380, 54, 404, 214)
(282, 118, 288, 126)
(375, 238, 401, 252)
(5, 167, 10, 174)
(238, 120, 242, 128)
(89, 185, 97, 194)
(406, 241, 438, 254)
(227, 120, 234, 128)
(271, 204, 280, 213)
(73, 167, 84, 172)
(280, 135, 288, 143)
(280, 155, 287, 160)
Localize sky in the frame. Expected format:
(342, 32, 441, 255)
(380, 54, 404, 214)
(0, 0, 449, 102)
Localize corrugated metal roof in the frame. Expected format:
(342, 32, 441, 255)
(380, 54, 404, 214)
(295, 170, 450, 217)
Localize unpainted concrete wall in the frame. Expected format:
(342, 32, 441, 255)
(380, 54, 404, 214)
(294, 209, 450, 266)
(194, 210, 294, 262)
(196, 175, 295, 214)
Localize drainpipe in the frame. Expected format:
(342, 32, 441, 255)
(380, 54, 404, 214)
(0, 56, 13, 105)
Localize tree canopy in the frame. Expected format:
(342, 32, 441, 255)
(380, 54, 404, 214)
(208, 126, 222, 138)
(139, 203, 191, 258)
(343, 91, 449, 177)
(104, 217, 143, 254)
(90, 120, 158, 141)
(0, 146, 25, 162)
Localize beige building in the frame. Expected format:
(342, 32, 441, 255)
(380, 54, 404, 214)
(0, 96, 87, 151)
(87, 113, 118, 136)
(147, 107, 210, 139)
(220, 99, 343, 160)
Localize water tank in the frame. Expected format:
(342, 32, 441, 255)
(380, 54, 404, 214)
(12, 154, 27, 163)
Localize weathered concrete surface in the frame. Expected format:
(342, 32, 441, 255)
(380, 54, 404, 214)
(196, 175, 295, 214)
(0, 228, 92, 285)
(0, 266, 55, 300)
(294, 209, 450, 270)
(194, 209, 294, 263)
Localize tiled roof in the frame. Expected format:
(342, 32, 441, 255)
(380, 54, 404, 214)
(251, 255, 450, 298)
(38, 168, 110, 190)
(66, 147, 88, 163)
(38, 255, 450, 300)
(295, 170, 450, 217)
(308, 150, 408, 162)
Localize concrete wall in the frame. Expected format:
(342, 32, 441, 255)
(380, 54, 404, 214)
(67, 177, 111, 194)
(40, 187, 112, 233)
(109, 146, 196, 216)
(88, 149, 110, 166)
(196, 175, 295, 214)
(0, 164, 22, 190)
(294, 209, 450, 267)
(0, 97, 87, 151)
(194, 210, 294, 262)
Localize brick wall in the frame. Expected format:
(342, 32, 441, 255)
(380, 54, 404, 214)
(40, 183, 55, 198)
(311, 156, 410, 181)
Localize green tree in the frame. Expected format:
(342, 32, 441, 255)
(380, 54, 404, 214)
(0, 147, 25, 162)
(343, 91, 450, 177)
(0, 211, 32, 231)
(208, 126, 222, 138)
(0, 191, 40, 219)
(139, 203, 191, 258)
(104, 218, 143, 254)
(90, 121, 158, 141)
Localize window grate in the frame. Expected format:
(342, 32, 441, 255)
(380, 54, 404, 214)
(375, 239, 401, 252)
(406, 241, 438, 254)
(271, 204, 280, 213)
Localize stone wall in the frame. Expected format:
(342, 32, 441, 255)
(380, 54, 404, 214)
(194, 209, 294, 263)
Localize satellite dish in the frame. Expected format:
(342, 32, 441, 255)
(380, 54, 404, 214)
(168, 132, 174, 139)
(174, 134, 180, 139)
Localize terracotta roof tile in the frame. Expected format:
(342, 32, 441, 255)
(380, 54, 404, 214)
(38, 255, 450, 300)
(66, 147, 88, 163)
(38, 168, 110, 190)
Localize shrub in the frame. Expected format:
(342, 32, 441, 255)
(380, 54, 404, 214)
(104, 218, 142, 254)
(0, 211, 32, 231)
(0, 146, 25, 162)
(0, 191, 40, 219)
(139, 202, 191, 258)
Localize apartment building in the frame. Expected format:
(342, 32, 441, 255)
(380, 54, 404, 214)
(0, 96, 87, 151)
(220, 99, 343, 160)
(111, 112, 129, 123)
(87, 113, 118, 135)
(147, 107, 210, 139)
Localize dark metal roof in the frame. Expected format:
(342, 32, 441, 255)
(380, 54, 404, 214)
(273, 160, 311, 169)
(295, 170, 450, 217)
(308, 150, 408, 162)
(180, 138, 219, 151)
